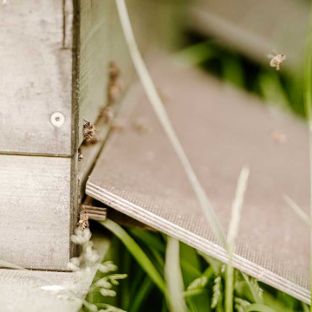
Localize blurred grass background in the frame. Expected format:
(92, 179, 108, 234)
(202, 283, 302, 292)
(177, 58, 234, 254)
(82, 222, 308, 312)
(177, 32, 305, 118)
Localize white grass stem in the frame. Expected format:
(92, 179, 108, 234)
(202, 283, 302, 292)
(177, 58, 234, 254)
(283, 195, 310, 226)
(165, 237, 187, 312)
(225, 166, 250, 312)
(115, 0, 226, 247)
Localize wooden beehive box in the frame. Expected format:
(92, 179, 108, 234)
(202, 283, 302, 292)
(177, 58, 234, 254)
(0, 0, 310, 305)
(0, 0, 179, 270)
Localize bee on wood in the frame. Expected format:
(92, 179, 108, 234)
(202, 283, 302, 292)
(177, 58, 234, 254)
(268, 52, 286, 71)
(107, 61, 123, 105)
(83, 120, 97, 144)
(78, 148, 84, 161)
(78, 210, 89, 230)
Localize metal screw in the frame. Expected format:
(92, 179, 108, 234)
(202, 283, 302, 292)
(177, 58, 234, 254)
(50, 112, 65, 127)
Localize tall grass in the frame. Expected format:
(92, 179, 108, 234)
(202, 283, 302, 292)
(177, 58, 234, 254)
(86, 223, 308, 311)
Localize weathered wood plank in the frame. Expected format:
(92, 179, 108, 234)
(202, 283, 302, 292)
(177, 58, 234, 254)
(77, 0, 182, 146)
(87, 60, 310, 302)
(0, 155, 71, 269)
(0, 0, 73, 156)
(78, 0, 133, 146)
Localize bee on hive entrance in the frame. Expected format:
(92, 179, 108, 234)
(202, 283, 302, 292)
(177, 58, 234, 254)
(78, 209, 89, 230)
(83, 120, 97, 144)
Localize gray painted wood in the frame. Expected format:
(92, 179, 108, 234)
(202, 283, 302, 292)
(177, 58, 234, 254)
(78, 0, 133, 146)
(87, 60, 310, 302)
(0, 155, 71, 270)
(0, 270, 81, 312)
(0, 0, 73, 156)
(0, 234, 110, 312)
(77, 0, 180, 146)
(190, 0, 309, 70)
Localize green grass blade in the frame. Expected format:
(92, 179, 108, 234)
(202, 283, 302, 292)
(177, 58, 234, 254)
(165, 237, 187, 312)
(258, 71, 290, 110)
(222, 56, 245, 88)
(129, 276, 154, 312)
(99, 219, 166, 294)
(175, 41, 215, 66)
(129, 228, 165, 254)
(245, 303, 275, 312)
(199, 253, 222, 274)
(241, 273, 263, 304)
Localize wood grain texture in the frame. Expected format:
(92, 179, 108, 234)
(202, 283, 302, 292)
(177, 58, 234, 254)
(77, 0, 181, 146)
(189, 0, 309, 70)
(0, 155, 71, 270)
(87, 60, 310, 302)
(78, 0, 132, 146)
(0, 0, 73, 156)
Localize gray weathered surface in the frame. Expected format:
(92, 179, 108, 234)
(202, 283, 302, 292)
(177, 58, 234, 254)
(87, 61, 310, 302)
(77, 0, 182, 146)
(0, 234, 110, 312)
(0, 155, 71, 270)
(0, 270, 81, 312)
(190, 0, 309, 70)
(0, 0, 73, 156)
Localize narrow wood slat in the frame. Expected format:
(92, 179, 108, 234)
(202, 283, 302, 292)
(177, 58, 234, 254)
(87, 59, 310, 302)
(0, 155, 72, 270)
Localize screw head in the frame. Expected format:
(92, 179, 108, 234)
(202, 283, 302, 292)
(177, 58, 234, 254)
(50, 112, 65, 127)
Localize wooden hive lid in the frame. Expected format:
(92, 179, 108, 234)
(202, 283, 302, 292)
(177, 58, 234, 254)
(86, 59, 310, 303)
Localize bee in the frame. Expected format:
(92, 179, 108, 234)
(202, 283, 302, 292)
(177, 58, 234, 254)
(83, 120, 97, 144)
(111, 119, 126, 132)
(78, 148, 84, 161)
(132, 119, 150, 134)
(78, 210, 89, 230)
(268, 52, 286, 71)
(271, 130, 287, 144)
(107, 61, 123, 104)
(101, 106, 114, 124)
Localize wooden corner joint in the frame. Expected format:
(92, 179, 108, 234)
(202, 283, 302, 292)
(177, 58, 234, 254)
(79, 204, 107, 229)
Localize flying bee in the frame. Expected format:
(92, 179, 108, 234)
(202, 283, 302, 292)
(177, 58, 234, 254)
(83, 120, 97, 144)
(101, 106, 114, 124)
(132, 118, 150, 134)
(267, 52, 286, 71)
(107, 61, 123, 104)
(271, 130, 287, 144)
